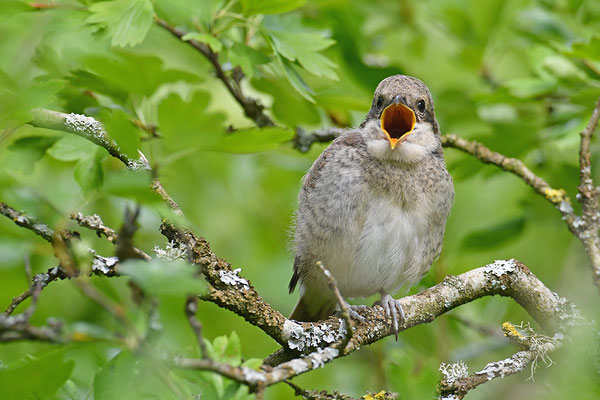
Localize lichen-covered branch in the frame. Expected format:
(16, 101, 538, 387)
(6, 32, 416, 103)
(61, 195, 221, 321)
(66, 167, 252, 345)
(440, 134, 575, 224)
(438, 322, 562, 399)
(28, 108, 183, 216)
(161, 218, 578, 369)
(1, 201, 56, 242)
(576, 97, 600, 288)
(153, 17, 274, 128)
(71, 211, 151, 261)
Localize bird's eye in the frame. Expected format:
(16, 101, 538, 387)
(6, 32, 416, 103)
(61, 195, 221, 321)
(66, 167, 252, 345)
(376, 97, 384, 109)
(417, 100, 426, 113)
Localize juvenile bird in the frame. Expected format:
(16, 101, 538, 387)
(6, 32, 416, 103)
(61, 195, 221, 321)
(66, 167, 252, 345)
(289, 75, 454, 336)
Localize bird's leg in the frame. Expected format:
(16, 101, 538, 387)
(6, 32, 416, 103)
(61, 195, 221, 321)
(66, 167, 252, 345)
(374, 293, 405, 341)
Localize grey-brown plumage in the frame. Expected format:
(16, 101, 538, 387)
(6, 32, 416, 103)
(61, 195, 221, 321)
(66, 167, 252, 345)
(289, 75, 454, 335)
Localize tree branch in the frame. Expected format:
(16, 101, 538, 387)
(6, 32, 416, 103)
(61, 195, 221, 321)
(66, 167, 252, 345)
(153, 17, 275, 128)
(438, 322, 561, 399)
(28, 108, 183, 217)
(440, 134, 575, 222)
(71, 211, 151, 261)
(576, 97, 600, 288)
(1, 202, 56, 242)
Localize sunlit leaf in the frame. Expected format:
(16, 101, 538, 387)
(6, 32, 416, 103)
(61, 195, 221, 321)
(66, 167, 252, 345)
(47, 134, 98, 162)
(267, 28, 337, 80)
(86, 0, 154, 48)
(240, 0, 305, 16)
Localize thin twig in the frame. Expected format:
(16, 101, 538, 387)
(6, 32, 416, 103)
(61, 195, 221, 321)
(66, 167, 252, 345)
(438, 321, 561, 399)
(576, 97, 600, 289)
(577, 96, 600, 212)
(153, 17, 274, 128)
(0, 202, 55, 242)
(185, 296, 208, 359)
(316, 261, 354, 352)
(4, 266, 67, 315)
(441, 134, 575, 222)
(71, 211, 118, 242)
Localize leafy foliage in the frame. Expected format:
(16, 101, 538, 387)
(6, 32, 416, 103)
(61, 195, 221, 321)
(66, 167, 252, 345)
(1, 0, 600, 399)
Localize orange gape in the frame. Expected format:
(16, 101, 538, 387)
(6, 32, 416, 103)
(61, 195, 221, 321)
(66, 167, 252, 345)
(381, 103, 416, 149)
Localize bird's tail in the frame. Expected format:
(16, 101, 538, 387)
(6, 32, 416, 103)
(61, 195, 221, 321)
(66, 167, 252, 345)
(289, 292, 337, 322)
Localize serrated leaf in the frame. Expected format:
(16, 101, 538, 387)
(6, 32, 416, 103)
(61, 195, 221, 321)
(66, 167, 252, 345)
(277, 54, 315, 102)
(118, 259, 207, 296)
(461, 217, 527, 249)
(206, 126, 294, 153)
(268, 29, 337, 80)
(86, 0, 154, 48)
(241, 0, 305, 16)
(7, 136, 59, 174)
(74, 147, 105, 193)
(0, 351, 74, 400)
(181, 32, 223, 52)
(47, 134, 98, 162)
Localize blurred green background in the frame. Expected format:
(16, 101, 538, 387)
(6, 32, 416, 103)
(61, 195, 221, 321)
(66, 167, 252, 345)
(1, 0, 599, 398)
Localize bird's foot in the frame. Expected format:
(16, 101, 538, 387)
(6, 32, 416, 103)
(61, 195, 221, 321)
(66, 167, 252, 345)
(344, 303, 368, 322)
(374, 294, 405, 341)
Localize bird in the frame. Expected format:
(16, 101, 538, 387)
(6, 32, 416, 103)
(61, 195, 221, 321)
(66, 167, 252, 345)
(289, 75, 454, 337)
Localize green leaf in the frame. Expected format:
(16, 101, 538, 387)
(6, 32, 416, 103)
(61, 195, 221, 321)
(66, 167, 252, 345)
(241, 358, 262, 370)
(566, 35, 600, 61)
(503, 77, 557, 98)
(86, 0, 154, 47)
(224, 332, 241, 366)
(267, 29, 337, 80)
(206, 126, 295, 153)
(157, 91, 226, 154)
(241, 0, 305, 16)
(276, 54, 315, 102)
(7, 136, 59, 174)
(74, 147, 106, 194)
(228, 42, 270, 79)
(251, 76, 320, 125)
(98, 108, 141, 159)
(47, 134, 98, 162)
(181, 32, 223, 53)
(104, 169, 159, 203)
(461, 217, 527, 249)
(0, 351, 74, 400)
(94, 351, 137, 400)
(0, 80, 63, 129)
(118, 259, 207, 296)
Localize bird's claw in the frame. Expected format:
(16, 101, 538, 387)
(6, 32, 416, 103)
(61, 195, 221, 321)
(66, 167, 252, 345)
(375, 294, 405, 340)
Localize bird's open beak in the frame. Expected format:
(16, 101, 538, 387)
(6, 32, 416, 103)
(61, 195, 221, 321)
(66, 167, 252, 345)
(381, 96, 416, 150)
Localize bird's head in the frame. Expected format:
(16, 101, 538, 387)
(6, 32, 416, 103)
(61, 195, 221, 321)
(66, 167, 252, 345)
(363, 75, 440, 153)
